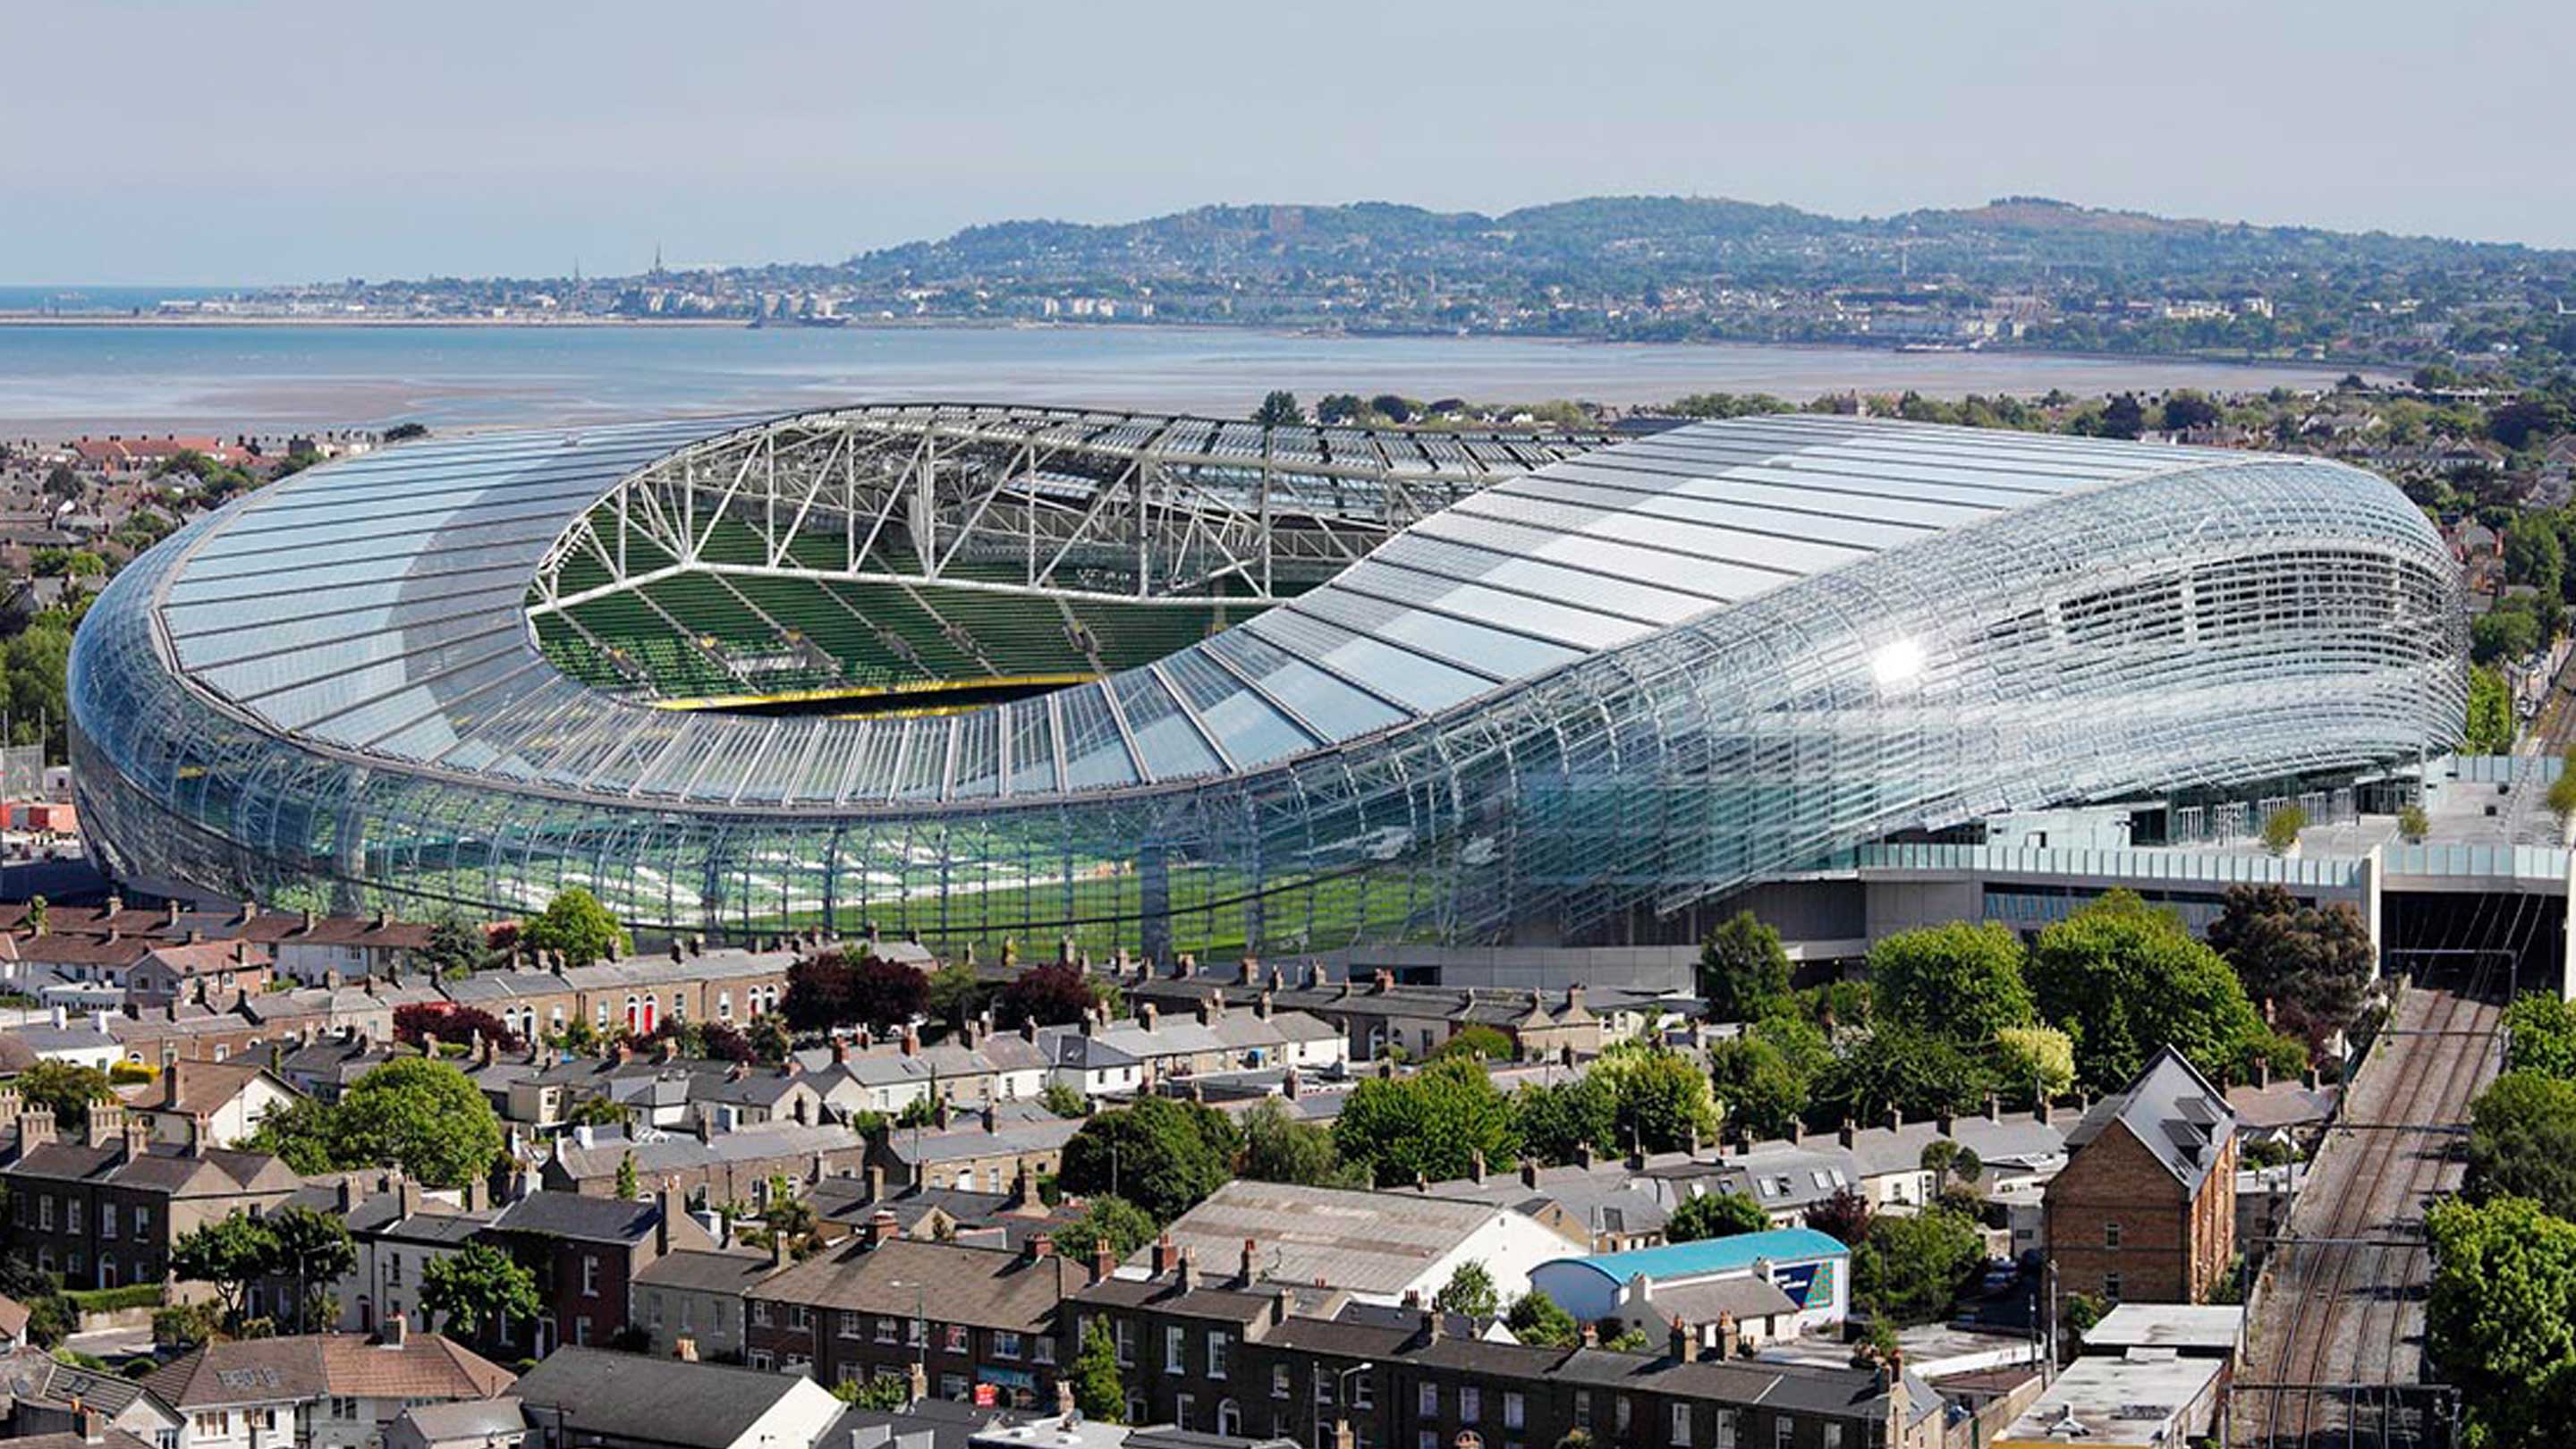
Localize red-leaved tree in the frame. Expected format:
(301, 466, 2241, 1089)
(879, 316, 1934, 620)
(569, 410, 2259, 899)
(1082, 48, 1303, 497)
(393, 1001, 521, 1052)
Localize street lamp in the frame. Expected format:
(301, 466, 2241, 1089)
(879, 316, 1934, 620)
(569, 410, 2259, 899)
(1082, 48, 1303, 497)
(1314, 1360, 1374, 1449)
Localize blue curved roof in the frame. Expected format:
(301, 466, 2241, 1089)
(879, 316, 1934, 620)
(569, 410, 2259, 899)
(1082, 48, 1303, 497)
(1538, 1227, 1849, 1284)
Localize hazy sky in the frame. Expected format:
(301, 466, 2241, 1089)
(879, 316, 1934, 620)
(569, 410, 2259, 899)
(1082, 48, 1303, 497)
(6, 0, 2571, 285)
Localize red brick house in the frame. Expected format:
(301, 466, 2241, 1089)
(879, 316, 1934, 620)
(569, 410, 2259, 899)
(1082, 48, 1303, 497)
(2045, 1046, 2240, 1304)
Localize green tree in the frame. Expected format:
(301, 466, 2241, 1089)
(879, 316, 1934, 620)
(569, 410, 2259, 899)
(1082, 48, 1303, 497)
(1432, 1024, 1514, 1062)
(419, 1241, 542, 1339)
(2027, 892, 2275, 1092)
(2467, 1072, 2576, 1216)
(1919, 1140, 1982, 1198)
(1051, 1195, 1158, 1265)
(1867, 922, 2034, 1042)
(1069, 1319, 1126, 1422)
(2507, 514, 2569, 598)
(1851, 1205, 1982, 1326)
(2474, 606, 2542, 665)
(171, 1213, 278, 1326)
(924, 961, 990, 1026)
(1814, 1025, 1997, 1123)
(2260, 805, 2309, 856)
(1705, 1033, 1809, 1140)
(327, 1058, 507, 1189)
(1504, 1290, 1581, 1349)
(416, 919, 488, 978)
(1250, 391, 1304, 428)
(13, 1061, 111, 1133)
(2426, 1195, 2576, 1449)
(614, 1151, 640, 1200)
(1058, 1097, 1241, 1223)
(1991, 1025, 2077, 1102)
(1334, 1056, 1519, 1187)
(1038, 1082, 1089, 1119)
(833, 1376, 910, 1410)
(1431, 1260, 1498, 1319)
(2398, 802, 2431, 843)
(518, 887, 625, 967)
(1586, 1043, 1722, 1155)
(1666, 1191, 1769, 1242)
(1237, 1098, 1364, 1189)
(265, 1206, 356, 1334)
(1697, 911, 1793, 1021)
(2506, 994, 2576, 1079)
(2464, 665, 2517, 753)
(1512, 1076, 1615, 1166)
(2552, 766, 2576, 835)
(2206, 885, 2375, 1045)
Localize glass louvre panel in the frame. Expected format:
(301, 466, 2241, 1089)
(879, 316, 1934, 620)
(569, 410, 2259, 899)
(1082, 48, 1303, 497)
(1058, 685, 1139, 791)
(1330, 561, 1652, 648)
(1546, 455, 2021, 520)
(802, 728, 869, 803)
(1008, 703, 1059, 795)
(1456, 491, 1873, 576)
(681, 728, 769, 803)
(1112, 673, 1219, 780)
(1504, 475, 1935, 549)
(1241, 611, 1489, 715)
(735, 726, 806, 804)
(1157, 651, 1315, 767)
(1369, 535, 1712, 623)
(896, 718, 953, 801)
(171, 586, 535, 665)
(634, 729, 726, 798)
(308, 652, 545, 750)
(248, 632, 528, 733)
(1201, 628, 1406, 738)
(1284, 589, 1584, 679)
(845, 723, 905, 803)
(950, 711, 1001, 799)
(165, 555, 533, 604)
(1411, 513, 1770, 600)
(369, 670, 578, 766)
(198, 614, 522, 699)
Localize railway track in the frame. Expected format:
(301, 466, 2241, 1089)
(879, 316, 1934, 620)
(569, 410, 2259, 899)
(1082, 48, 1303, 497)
(2232, 890, 2529, 1448)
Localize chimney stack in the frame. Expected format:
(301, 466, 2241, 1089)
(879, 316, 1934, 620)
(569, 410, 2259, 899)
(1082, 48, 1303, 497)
(1670, 1317, 1699, 1363)
(380, 1312, 408, 1348)
(1470, 1149, 1487, 1184)
(674, 1335, 699, 1362)
(1151, 1232, 1175, 1277)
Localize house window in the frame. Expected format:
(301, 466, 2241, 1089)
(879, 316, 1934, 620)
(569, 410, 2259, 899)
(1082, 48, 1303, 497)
(1207, 1330, 1228, 1378)
(581, 1255, 599, 1297)
(100, 1204, 114, 1240)
(720, 992, 734, 1021)
(1504, 1394, 1525, 1430)
(1115, 1320, 1134, 1367)
(134, 1206, 148, 1238)
(1032, 1335, 1055, 1366)
(575, 1317, 591, 1346)
(1419, 1384, 1439, 1417)
(2105, 1273, 2123, 1301)
(1273, 1366, 1292, 1400)
(1419, 1434, 1437, 1449)
(1573, 1395, 1591, 1430)
(877, 1316, 898, 1343)
(1715, 1409, 1737, 1448)
(1614, 1395, 1630, 1435)
(837, 1364, 859, 1387)
(66, 1200, 80, 1233)
(942, 1324, 967, 1353)
(387, 1254, 402, 1286)
(1175, 1395, 1196, 1431)
(789, 1304, 813, 1331)
(995, 1331, 1021, 1360)
(1462, 1386, 1480, 1422)
(38, 1197, 52, 1231)
(1774, 1419, 1793, 1449)
(1165, 1326, 1185, 1373)
(940, 1375, 967, 1401)
(2105, 1221, 2123, 1249)
(1352, 1376, 1373, 1411)
(1824, 1425, 1843, 1449)
(649, 1292, 665, 1328)
(748, 1350, 774, 1371)
(840, 1310, 862, 1339)
(906, 1317, 926, 1348)
(1671, 1403, 1690, 1444)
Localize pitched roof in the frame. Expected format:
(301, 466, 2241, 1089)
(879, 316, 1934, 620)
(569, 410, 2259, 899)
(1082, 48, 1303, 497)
(1138, 1180, 1506, 1296)
(4, 1141, 301, 1198)
(750, 1237, 1076, 1333)
(2063, 1046, 2236, 1191)
(512, 1345, 829, 1449)
(390, 1397, 525, 1444)
(488, 1191, 664, 1244)
(549, 1121, 865, 1182)
(634, 1249, 778, 1296)
(144, 1333, 512, 1409)
(123, 1059, 297, 1116)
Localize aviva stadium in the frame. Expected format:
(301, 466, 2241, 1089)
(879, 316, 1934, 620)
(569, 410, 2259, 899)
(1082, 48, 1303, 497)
(68, 405, 2468, 956)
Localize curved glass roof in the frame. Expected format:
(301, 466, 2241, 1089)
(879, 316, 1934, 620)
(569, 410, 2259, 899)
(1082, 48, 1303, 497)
(149, 407, 2280, 811)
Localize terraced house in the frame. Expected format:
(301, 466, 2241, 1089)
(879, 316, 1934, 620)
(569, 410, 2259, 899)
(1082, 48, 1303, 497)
(0, 1097, 301, 1291)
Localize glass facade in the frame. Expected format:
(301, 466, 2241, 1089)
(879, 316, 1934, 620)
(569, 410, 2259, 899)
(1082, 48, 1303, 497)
(71, 411, 2468, 956)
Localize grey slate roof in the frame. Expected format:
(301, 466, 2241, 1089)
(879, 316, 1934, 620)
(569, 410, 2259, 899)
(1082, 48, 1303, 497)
(489, 1190, 663, 1244)
(2063, 1046, 2236, 1191)
(513, 1346, 817, 1449)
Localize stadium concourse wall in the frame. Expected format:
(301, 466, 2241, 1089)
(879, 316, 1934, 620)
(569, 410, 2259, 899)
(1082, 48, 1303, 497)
(70, 428, 2468, 961)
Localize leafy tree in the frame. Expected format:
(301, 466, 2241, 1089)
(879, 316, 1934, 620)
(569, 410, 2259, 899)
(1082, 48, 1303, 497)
(1706, 1032, 1809, 1140)
(1051, 1195, 1158, 1265)
(780, 952, 928, 1034)
(746, 1013, 792, 1064)
(1512, 1076, 1615, 1166)
(2260, 805, 2309, 855)
(1803, 1188, 1874, 1247)
(565, 1096, 628, 1129)
(2027, 891, 2274, 1091)
(2467, 1072, 2576, 1216)
(2398, 803, 2431, 843)
(1814, 1025, 1996, 1123)
(383, 422, 431, 442)
(1919, 1140, 1981, 1198)
(996, 962, 1100, 1028)
(614, 1151, 640, 1200)
(517, 887, 624, 967)
(325, 1058, 505, 1188)
(1237, 1098, 1364, 1189)
(1250, 391, 1304, 428)
(2474, 606, 2541, 665)
(153, 1301, 222, 1352)
(2426, 1195, 2576, 1449)
(1505, 1290, 1581, 1349)
(415, 919, 489, 978)
(265, 1206, 355, 1334)
(2506, 994, 2576, 1079)
(1070, 1320, 1126, 1422)
(393, 1002, 520, 1053)
(2465, 665, 2516, 753)
(2095, 394, 2147, 440)
(2553, 766, 2576, 835)
(1666, 1191, 1769, 1242)
(41, 465, 80, 501)
(1851, 1205, 1982, 1326)
(1314, 394, 1366, 425)
(1038, 1082, 1089, 1119)
(1867, 922, 2034, 1042)
(171, 1214, 277, 1326)
(1991, 1025, 2077, 1102)
(833, 1376, 910, 1410)
(2159, 390, 2223, 432)
(1334, 1056, 1519, 1187)
(1433, 1024, 1514, 1061)
(1431, 1259, 1498, 1319)
(1058, 1097, 1240, 1223)
(13, 1061, 111, 1132)
(924, 961, 991, 1025)
(1697, 911, 1793, 1021)
(2507, 514, 2569, 598)
(2207, 885, 2374, 1046)
(419, 1241, 541, 1339)
(1586, 1043, 1722, 1155)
